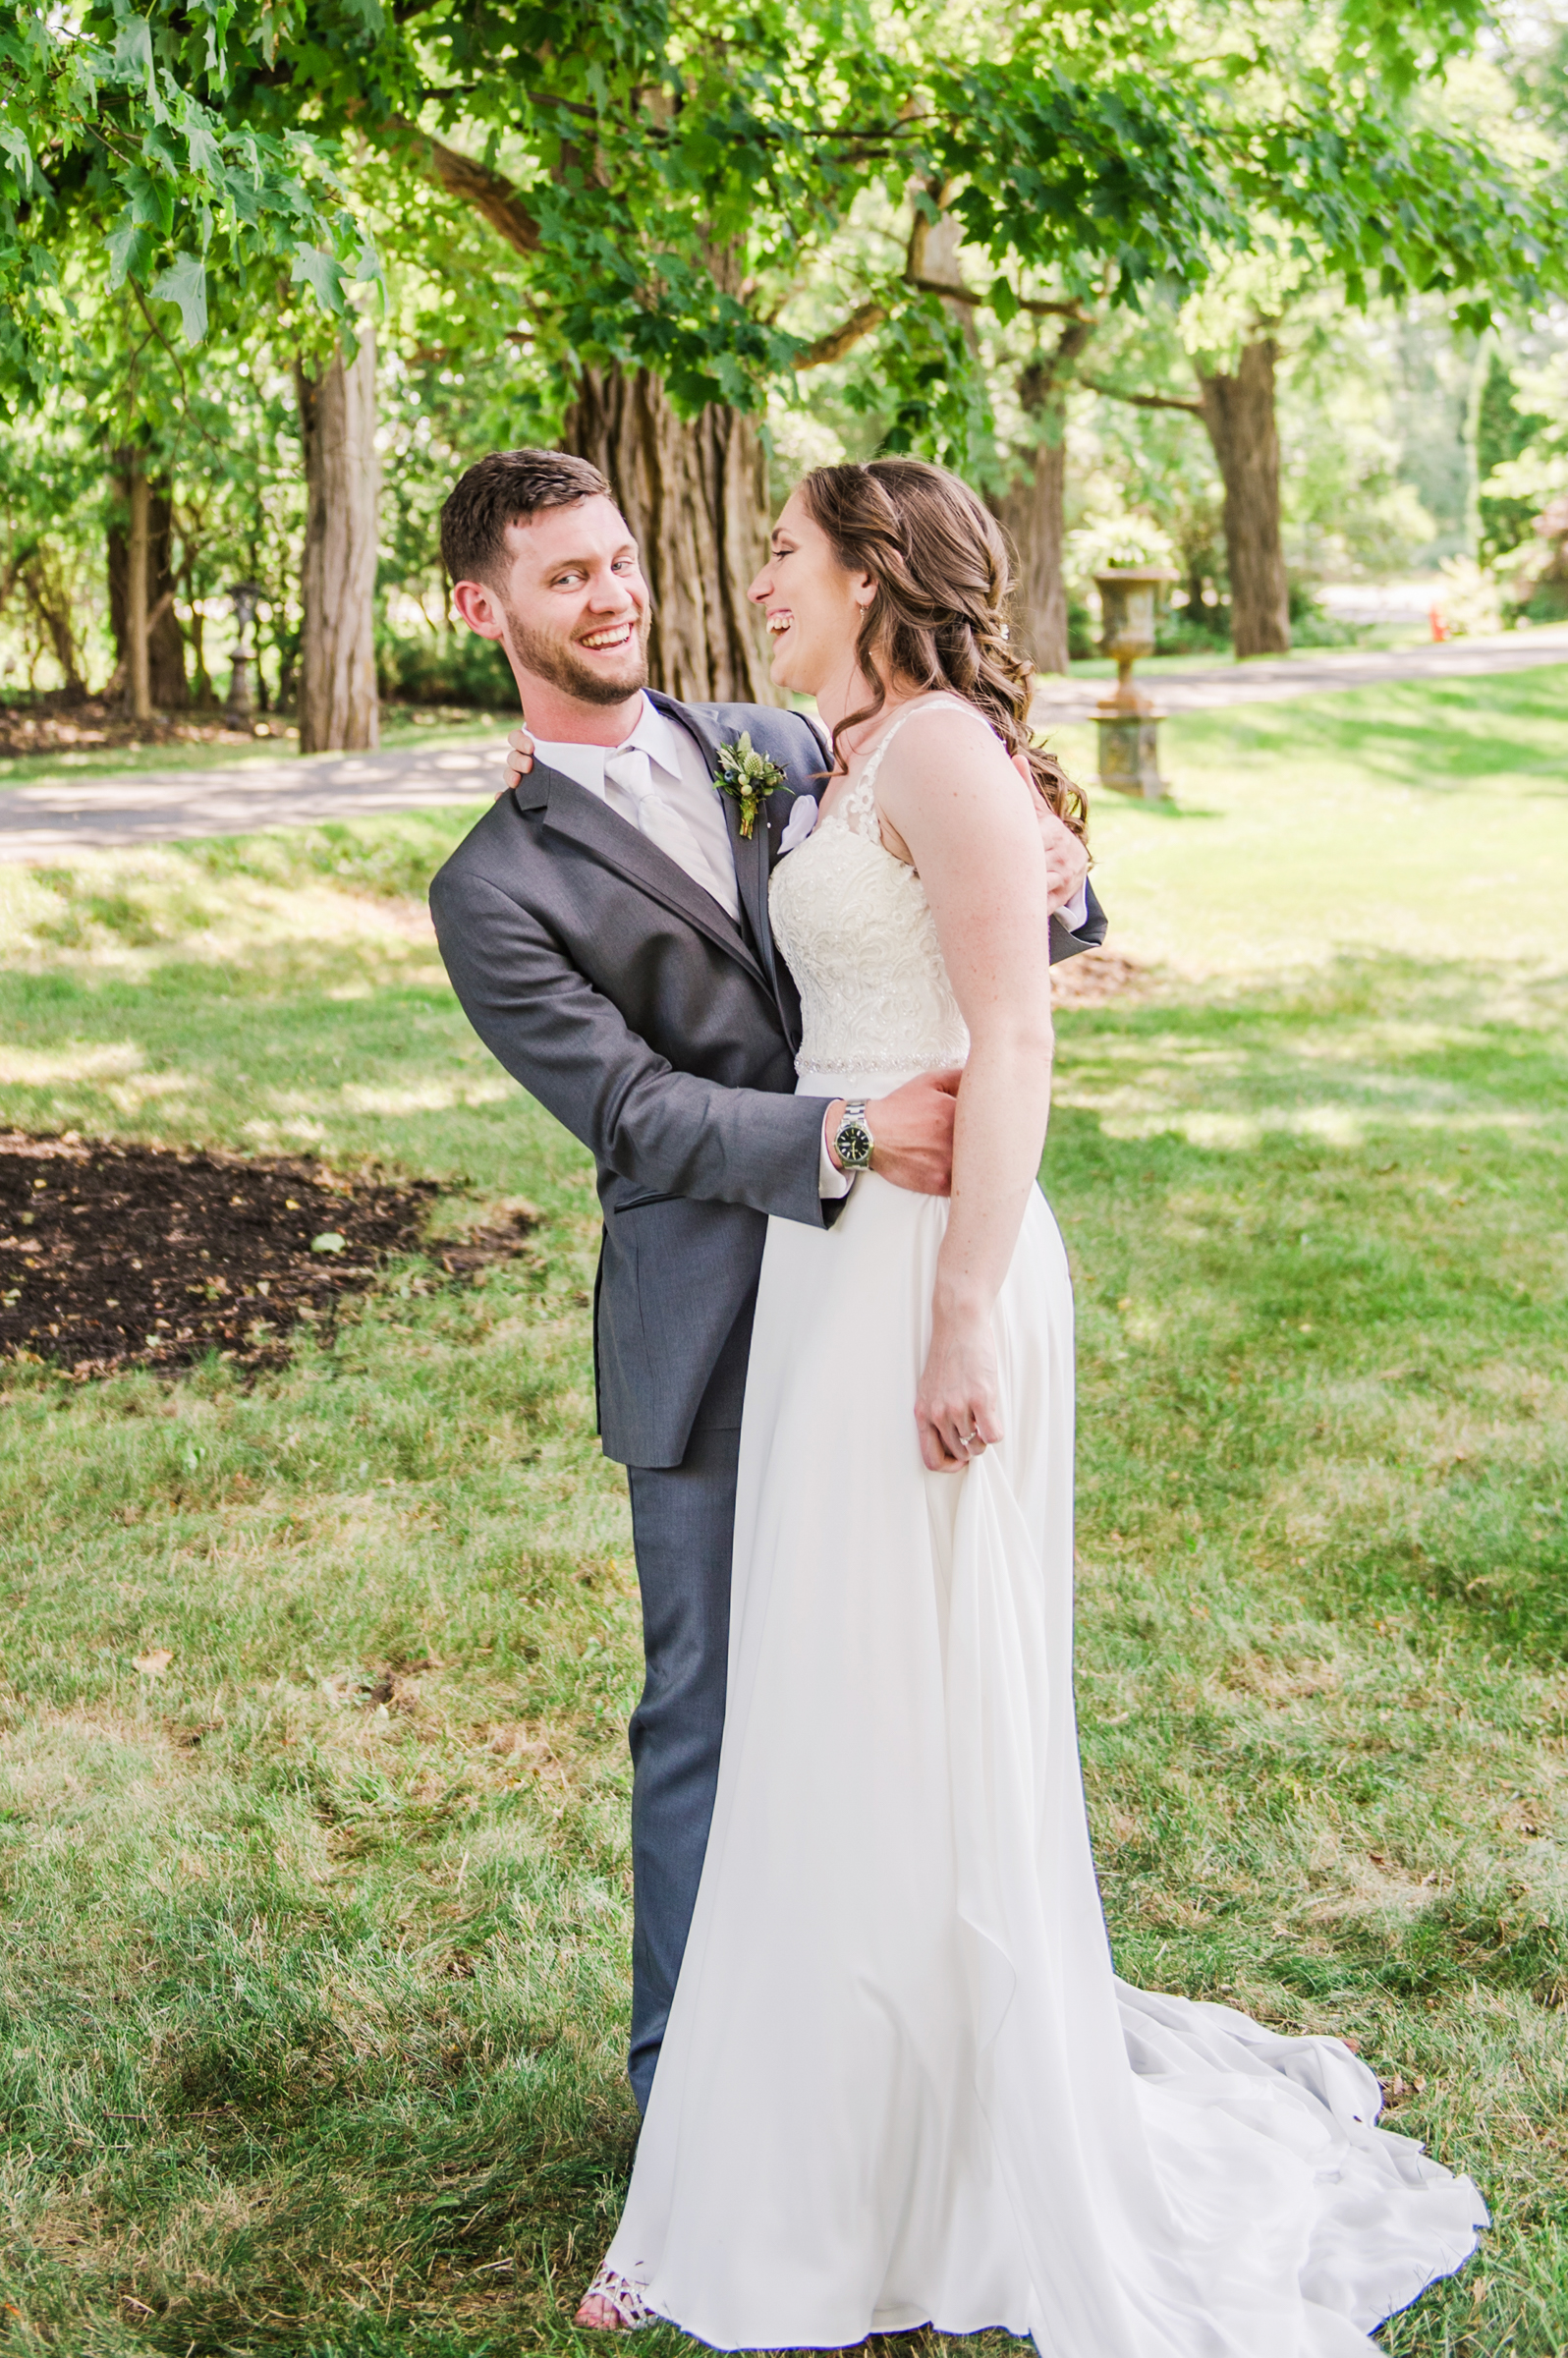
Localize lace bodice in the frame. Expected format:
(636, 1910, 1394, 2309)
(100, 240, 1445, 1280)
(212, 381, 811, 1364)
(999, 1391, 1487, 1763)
(769, 698, 971, 1080)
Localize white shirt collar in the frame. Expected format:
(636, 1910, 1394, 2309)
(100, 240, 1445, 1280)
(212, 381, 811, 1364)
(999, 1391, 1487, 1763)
(622, 693, 688, 778)
(530, 692, 692, 793)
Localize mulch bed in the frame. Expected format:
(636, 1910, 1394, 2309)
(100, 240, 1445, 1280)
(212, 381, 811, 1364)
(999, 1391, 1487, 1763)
(0, 694, 499, 759)
(0, 696, 288, 758)
(0, 1135, 530, 1380)
(1050, 950, 1148, 1009)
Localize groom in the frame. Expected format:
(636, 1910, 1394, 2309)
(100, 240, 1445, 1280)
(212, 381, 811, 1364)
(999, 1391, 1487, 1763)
(428, 447, 1104, 2111)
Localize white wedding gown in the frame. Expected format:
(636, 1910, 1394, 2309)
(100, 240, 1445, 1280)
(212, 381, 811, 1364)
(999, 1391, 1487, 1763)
(605, 700, 1485, 2354)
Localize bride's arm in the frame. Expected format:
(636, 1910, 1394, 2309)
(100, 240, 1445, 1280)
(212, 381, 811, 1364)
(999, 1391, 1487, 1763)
(875, 706, 1056, 1471)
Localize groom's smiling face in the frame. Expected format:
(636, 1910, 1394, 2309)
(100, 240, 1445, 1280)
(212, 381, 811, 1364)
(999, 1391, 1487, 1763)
(458, 495, 652, 710)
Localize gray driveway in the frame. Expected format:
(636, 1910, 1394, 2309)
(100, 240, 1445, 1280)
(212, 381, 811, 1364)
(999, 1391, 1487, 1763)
(0, 739, 510, 862)
(1, 625, 1564, 861)
(1030, 624, 1568, 725)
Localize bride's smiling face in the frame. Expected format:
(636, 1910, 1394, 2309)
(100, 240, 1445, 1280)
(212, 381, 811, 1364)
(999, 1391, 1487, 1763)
(749, 491, 874, 701)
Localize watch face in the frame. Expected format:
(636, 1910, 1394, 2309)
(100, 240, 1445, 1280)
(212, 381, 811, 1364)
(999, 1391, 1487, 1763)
(837, 1120, 872, 1169)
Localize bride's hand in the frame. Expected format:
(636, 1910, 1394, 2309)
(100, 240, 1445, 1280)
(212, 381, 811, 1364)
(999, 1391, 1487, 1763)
(916, 1312, 1003, 1472)
(496, 723, 536, 800)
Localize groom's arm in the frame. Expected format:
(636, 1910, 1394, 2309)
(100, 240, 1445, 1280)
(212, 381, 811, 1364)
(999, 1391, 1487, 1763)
(432, 870, 839, 1229)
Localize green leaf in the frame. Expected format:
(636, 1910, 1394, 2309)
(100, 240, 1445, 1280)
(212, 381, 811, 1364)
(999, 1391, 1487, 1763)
(110, 14, 154, 94)
(291, 246, 347, 317)
(988, 274, 1019, 327)
(185, 119, 223, 178)
(127, 164, 175, 237)
(0, 123, 35, 194)
(150, 253, 208, 344)
(104, 219, 151, 288)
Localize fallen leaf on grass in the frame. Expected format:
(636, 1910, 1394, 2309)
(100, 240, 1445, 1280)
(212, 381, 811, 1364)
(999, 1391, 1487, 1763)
(132, 1648, 173, 1677)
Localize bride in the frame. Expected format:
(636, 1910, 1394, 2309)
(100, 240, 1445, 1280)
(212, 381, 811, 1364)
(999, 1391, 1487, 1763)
(580, 458, 1485, 2353)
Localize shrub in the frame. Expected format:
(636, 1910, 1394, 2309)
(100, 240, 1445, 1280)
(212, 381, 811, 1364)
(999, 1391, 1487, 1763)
(376, 626, 515, 709)
(1287, 583, 1362, 648)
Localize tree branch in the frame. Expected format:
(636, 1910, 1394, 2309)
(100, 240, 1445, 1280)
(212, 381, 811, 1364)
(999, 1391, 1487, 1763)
(794, 196, 932, 372)
(794, 298, 888, 369)
(102, 590, 174, 704)
(388, 119, 541, 256)
(910, 274, 1092, 319)
(793, 281, 1091, 372)
(1080, 374, 1202, 415)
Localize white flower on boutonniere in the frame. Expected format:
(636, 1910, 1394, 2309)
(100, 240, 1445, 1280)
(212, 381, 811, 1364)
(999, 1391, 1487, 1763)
(714, 731, 791, 839)
(778, 796, 818, 855)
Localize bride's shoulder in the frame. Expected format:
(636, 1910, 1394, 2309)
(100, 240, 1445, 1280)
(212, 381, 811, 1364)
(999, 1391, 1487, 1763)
(871, 697, 1036, 865)
(876, 696, 1015, 786)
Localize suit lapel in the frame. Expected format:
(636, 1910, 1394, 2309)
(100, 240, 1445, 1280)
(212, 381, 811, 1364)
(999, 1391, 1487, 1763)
(532, 759, 771, 994)
(650, 694, 778, 998)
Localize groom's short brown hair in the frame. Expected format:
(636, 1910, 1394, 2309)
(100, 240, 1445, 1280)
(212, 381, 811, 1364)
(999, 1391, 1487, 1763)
(440, 449, 616, 589)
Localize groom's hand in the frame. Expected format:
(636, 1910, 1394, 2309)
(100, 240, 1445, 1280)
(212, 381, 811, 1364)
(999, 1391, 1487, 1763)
(1010, 752, 1090, 916)
(828, 1070, 961, 1196)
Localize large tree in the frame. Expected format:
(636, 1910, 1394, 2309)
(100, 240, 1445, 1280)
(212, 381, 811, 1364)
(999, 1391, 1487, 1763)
(6, 0, 1563, 702)
(0, 0, 377, 728)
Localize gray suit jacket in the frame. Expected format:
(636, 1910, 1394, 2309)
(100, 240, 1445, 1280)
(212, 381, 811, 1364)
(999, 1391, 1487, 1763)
(429, 692, 1106, 1469)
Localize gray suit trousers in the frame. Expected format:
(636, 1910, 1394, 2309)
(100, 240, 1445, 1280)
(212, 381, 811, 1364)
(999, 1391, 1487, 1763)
(623, 1302, 751, 2112)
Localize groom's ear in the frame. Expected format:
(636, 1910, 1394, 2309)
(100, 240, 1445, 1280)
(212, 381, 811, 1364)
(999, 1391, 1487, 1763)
(452, 579, 506, 642)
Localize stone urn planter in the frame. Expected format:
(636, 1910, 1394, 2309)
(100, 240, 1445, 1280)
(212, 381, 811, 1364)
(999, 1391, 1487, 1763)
(1093, 566, 1176, 800)
(224, 581, 265, 725)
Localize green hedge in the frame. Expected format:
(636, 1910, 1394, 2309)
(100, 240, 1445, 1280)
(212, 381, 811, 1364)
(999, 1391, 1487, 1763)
(375, 626, 517, 709)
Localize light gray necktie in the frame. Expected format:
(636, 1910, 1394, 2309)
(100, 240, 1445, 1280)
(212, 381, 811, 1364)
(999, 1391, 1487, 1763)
(603, 745, 736, 917)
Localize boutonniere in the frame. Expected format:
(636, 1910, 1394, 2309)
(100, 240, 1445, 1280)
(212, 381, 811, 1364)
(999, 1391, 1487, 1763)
(714, 731, 791, 839)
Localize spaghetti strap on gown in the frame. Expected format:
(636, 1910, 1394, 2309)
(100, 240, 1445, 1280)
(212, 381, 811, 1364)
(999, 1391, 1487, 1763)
(603, 697, 1485, 2354)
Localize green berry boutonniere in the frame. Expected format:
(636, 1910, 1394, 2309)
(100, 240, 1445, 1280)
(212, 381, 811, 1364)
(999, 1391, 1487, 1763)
(714, 731, 791, 839)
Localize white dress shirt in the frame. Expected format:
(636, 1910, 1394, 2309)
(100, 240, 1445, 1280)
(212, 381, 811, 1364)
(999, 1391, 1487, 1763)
(529, 695, 850, 1199)
(530, 695, 741, 923)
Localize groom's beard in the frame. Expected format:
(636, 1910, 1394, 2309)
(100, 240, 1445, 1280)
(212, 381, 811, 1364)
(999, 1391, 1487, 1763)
(501, 593, 651, 708)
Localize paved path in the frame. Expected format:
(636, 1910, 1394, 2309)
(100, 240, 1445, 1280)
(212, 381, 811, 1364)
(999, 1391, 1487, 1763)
(1030, 625, 1568, 726)
(1, 626, 1564, 861)
(0, 738, 511, 862)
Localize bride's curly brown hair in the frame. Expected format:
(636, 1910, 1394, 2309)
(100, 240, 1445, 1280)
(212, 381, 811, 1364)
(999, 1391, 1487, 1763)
(796, 457, 1088, 845)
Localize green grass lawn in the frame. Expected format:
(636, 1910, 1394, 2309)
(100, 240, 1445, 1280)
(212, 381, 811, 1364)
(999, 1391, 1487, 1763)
(1049, 664, 1568, 979)
(1, 673, 1566, 2357)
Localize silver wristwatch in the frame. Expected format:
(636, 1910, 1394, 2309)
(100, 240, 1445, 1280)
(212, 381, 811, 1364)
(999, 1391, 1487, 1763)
(833, 1098, 874, 1174)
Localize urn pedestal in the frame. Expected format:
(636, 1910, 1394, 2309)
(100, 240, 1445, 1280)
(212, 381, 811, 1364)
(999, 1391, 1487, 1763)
(224, 581, 264, 726)
(1092, 566, 1176, 801)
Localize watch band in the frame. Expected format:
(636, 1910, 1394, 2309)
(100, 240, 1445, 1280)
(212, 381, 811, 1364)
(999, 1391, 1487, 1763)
(833, 1098, 874, 1174)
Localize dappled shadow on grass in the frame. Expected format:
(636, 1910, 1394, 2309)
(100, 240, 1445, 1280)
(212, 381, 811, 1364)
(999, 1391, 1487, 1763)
(2, 933, 1566, 2353)
(1166, 666, 1568, 800)
(1049, 954, 1568, 1663)
(0, 952, 603, 1217)
(1038, 943, 1568, 2349)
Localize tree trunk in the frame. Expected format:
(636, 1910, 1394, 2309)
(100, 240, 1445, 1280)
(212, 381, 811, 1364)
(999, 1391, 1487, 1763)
(1195, 338, 1290, 658)
(185, 558, 213, 707)
(991, 326, 1094, 677)
(996, 434, 1070, 676)
(297, 329, 380, 752)
(127, 462, 152, 721)
(109, 462, 187, 706)
(21, 554, 87, 700)
(563, 367, 779, 705)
